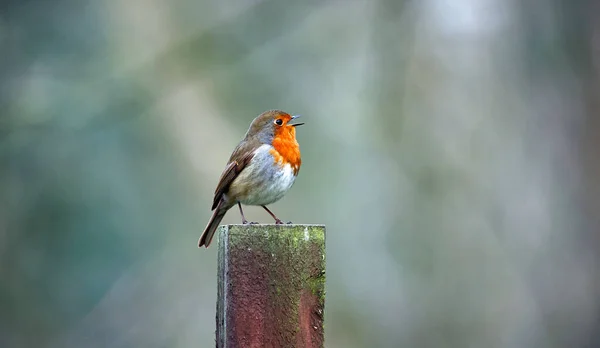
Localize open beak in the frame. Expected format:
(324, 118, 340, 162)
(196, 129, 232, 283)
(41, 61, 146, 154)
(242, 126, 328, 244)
(289, 115, 304, 127)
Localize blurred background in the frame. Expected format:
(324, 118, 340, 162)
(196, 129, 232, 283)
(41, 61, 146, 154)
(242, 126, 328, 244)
(2, 0, 600, 347)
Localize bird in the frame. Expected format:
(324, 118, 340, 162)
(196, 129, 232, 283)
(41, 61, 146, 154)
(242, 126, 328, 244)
(198, 109, 303, 248)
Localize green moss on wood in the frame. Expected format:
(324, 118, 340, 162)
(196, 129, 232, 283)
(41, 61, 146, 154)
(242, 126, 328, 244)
(217, 224, 326, 347)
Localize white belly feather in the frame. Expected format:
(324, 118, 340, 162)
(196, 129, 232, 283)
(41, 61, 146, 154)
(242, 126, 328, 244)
(229, 144, 297, 206)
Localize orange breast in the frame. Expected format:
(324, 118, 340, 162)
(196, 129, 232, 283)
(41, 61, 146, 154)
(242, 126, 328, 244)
(270, 127, 301, 175)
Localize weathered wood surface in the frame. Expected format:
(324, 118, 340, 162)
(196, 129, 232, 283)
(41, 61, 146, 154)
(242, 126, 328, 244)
(216, 224, 326, 348)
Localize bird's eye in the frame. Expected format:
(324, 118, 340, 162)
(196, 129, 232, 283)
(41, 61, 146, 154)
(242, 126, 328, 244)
(275, 119, 283, 126)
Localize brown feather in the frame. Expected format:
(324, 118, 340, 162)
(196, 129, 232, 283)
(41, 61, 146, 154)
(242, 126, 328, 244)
(199, 198, 227, 247)
(210, 141, 257, 210)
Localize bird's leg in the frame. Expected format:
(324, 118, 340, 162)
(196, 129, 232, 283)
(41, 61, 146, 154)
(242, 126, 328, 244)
(262, 205, 284, 224)
(238, 202, 258, 224)
(238, 202, 249, 224)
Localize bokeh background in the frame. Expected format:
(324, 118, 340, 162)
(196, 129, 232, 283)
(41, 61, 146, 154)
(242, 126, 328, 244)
(2, 0, 600, 347)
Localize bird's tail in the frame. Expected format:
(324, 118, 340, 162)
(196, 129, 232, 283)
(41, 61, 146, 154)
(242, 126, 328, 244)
(198, 199, 228, 248)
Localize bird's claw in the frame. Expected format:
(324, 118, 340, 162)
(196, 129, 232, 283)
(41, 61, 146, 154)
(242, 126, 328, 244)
(286, 221, 293, 224)
(274, 219, 284, 225)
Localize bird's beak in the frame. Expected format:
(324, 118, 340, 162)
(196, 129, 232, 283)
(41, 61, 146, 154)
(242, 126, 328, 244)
(289, 115, 304, 127)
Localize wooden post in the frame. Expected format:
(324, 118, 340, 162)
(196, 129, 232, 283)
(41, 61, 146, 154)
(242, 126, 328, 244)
(216, 224, 326, 348)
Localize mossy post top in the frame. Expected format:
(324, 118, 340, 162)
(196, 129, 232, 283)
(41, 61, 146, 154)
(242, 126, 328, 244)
(216, 224, 326, 348)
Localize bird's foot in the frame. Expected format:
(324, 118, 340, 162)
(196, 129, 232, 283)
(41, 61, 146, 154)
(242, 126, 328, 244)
(286, 221, 293, 224)
(242, 220, 258, 225)
(274, 219, 284, 225)
(242, 219, 249, 224)
(249, 221, 259, 225)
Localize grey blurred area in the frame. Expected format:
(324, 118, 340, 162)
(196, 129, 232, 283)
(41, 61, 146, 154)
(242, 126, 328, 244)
(2, 0, 600, 347)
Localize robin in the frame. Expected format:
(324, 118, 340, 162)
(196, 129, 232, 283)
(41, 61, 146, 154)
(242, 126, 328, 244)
(198, 110, 304, 248)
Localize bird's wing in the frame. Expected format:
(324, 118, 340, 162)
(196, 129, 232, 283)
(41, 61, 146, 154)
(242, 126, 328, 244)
(211, 148, 255, 210)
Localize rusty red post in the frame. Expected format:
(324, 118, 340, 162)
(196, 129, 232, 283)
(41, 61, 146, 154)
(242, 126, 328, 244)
(216, 224, 326, 348)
